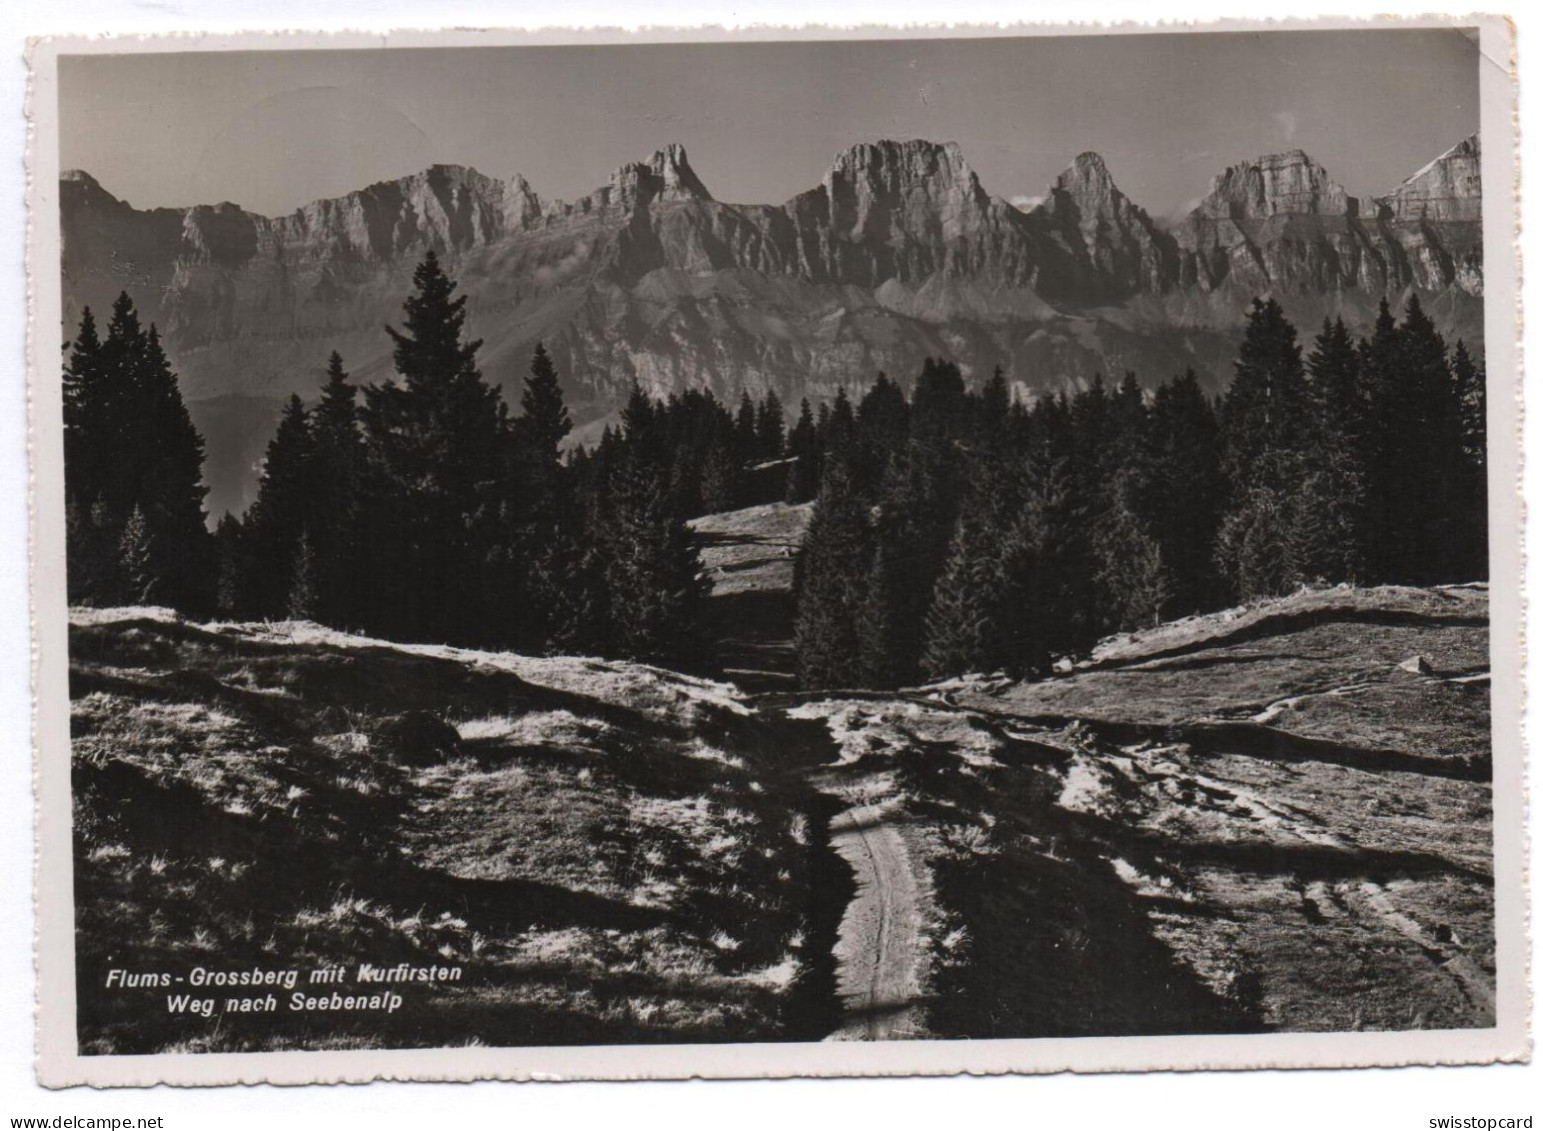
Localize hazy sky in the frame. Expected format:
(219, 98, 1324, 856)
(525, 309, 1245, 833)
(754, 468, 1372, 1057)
(59, 29, 1480, 219)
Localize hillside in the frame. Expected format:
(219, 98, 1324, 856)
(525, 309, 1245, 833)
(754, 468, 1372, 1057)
(69, 608, 843, 1053)
(780, 583, 1493, 1036)
(68, 581, 1493, 1051)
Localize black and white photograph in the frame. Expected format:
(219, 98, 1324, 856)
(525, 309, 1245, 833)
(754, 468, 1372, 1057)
(25, 18, 1525, 1087)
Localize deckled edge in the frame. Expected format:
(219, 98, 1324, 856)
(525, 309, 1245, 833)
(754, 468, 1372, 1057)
(22, 14, 1531, 1089)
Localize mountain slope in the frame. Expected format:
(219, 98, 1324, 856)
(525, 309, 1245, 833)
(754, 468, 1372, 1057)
(68, 579, 1492, 1049)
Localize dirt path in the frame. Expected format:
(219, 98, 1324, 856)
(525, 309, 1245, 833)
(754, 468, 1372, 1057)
(825, 802, 929, 1040)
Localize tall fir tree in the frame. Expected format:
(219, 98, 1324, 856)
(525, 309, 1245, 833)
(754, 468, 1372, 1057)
(116, 504, 157, 607)
(793, 459, 872, 689)
(1356, 297, 1403, 578)
(1377, 295, 1468, 583)
(699, 431, 742, 514)
(911, 357, 969, 444)
(733, 391, 759, 463)
(756, 390, 786, 461)
(603, 450, 710, 663)
(1449, 339, 1488, 579)
(359, 250, 511, 644)
(977, 365, 1012, 447)
(1300, 318, 1370, 582)
(1091, 472, 1171, 632)
(286, 531, 319, 621)
(1217, 299, 1313, 599)
(513, 341, 573, 525)
(785, 398, 820, 503)
(1221, 297, 1310, 483)
(61, 295, 210, 611)
(307, 352, 367, 627)
(1148, 370, 1224, 614)
(245, 395, 316, 617)
(856, 538, 915, 688)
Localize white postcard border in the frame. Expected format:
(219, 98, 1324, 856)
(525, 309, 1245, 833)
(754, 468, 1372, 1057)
(26, 15, 1528, 1087)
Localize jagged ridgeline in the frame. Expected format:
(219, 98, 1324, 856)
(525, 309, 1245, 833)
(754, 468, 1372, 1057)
(59, 136, 1481, 519)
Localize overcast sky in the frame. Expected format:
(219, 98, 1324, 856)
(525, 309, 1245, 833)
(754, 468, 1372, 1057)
(59, 29, 1480, 219)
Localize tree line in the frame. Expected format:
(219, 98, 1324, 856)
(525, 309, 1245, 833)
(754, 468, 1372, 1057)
(792, 296, 1487, 689)
(63, 253, 1486, 684)
(65, 256, 653, 662)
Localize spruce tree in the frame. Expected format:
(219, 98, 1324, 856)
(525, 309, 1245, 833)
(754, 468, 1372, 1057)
(921, 509, 1001, 679)
(978, 365, 1011, 447)
(286, 531, 319, 621)
(1148, 371, 1224, 615)
(734, 391, 759, 462)
(62, 295, 211, 612)
(308, 352, 366, 626)
(1215, 462, 1296, 601)
(246, 396, 316, 617)
(63, 308, 113, 602)
(1110, 372, 1147, 447)
(700, 432, 741, 514)
(514, 341, 573, 524)
(621, 382, 662, 465)
(604, 451, 709, 663)
(856, 373, 909, 491)
(133, 325, 212, 612)
(116, 505, 157, 607)
(911, 358, 968, 443)
(1378, 295, 1467, 583)
(793, 460, 872, 689)
(1216, 299, 1312, 600)
(1356, 298, 1403, 578)
(785, 398, 819, 503)
(1451, 339, 1486, 470)
(530, 535, 612, 655)
(359, 251, 511, 643)
(213, 513, 250, 618)
(826, 387, 858, 464)
(518, 343, 573, 464)
(1301, 318, 1370, 581)
(1221, 297, 1310, 482)
(856, 539, 914, 688)
(62, 307, 105, 512)
(1091, 473, 1172, 632)
(1450, 339, 1488, 579)
(756, 390, 786, 461)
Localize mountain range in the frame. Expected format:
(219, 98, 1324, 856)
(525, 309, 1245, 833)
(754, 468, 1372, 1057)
(59, 135, 1483, 517)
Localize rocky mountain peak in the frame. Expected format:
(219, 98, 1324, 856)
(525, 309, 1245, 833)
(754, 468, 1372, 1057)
(1378, 134, 1481, 223)
(1058, 151, 1114, 191)
(824, 139, 979, 194)
(1035, 151, 1174, 298)
(602, 143, 713, 209)
(650, 142, 712, 200)
(810, 139, 988, 245)
(1192, 149, 1357, 220)
(505, 172, 546, 229)
(59, 168, 126, 211)
(1043, 151, 1134, 219)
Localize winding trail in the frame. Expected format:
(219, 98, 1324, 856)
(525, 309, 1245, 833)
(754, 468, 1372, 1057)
(825, 803, 929, 1041)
